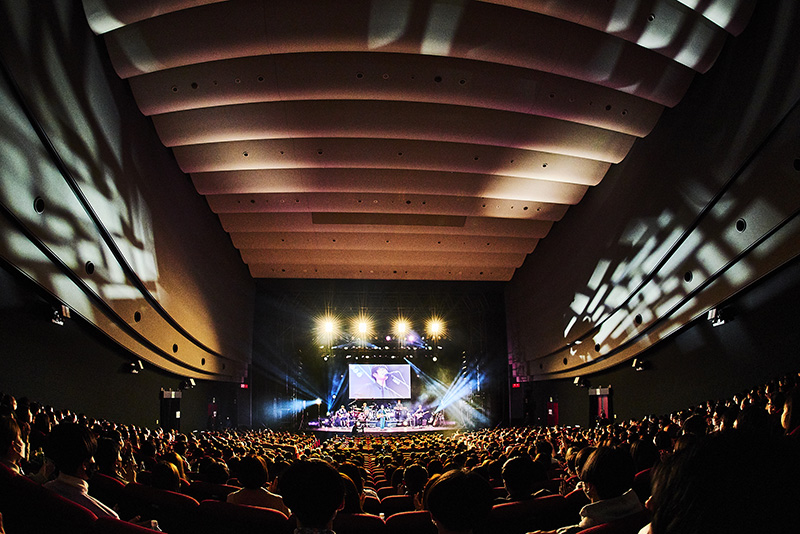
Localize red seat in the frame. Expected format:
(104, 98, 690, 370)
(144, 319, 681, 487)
(193, 499, 292, 534)
(492, 486, 508, 498)
(363, 494, 381, 514)
(380, 494, 415, 517)
(183, 480, 238, 501)
(1, 472, 98, 534)
(632, 468, 652, 503)
(93, 517, 163, 533)
(565, 487, 590, 516)
(377, 485, 397, 499)
(478, 494, 571, 534)
(89, 472, 127, 510)
(579, 509, 651, 534)
(120, 482, 199, 534)
(333, 512, 387, 534)
(384, 510, 437, 534)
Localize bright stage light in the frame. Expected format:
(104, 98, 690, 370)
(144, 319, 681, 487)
(315, 315, 340, 345)
(351, 314, 374, 345)
(393, 317, 410, 336)
(426, 317, 445, 340)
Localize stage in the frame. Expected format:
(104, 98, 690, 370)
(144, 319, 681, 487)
(307, 420, 458, 436)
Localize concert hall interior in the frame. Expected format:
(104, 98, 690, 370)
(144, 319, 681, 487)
(1, 0, 800, 436)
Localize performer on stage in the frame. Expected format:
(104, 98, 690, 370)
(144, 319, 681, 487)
(353, 364, 409, 398)
(335, 405, 349, 427)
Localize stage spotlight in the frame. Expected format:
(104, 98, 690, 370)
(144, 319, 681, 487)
(426, 317, 445, 340)
(315, 315, 340, 346)
(432, 356, 438, 362)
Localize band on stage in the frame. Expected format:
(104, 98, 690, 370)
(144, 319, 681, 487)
(322, 400, 445, 430)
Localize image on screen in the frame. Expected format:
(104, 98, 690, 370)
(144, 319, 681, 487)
(349, 364, 411, 400)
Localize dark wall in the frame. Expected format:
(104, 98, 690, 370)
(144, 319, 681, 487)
(0, 263, 239, 432)
(529, 255, 800, 427)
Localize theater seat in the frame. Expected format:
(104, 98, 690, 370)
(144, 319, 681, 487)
(93, 517, 163, 533)
(333, 512, 387, 534)
(477, 494, 571, 534)
(377, 485, 396, 499)
(363, 494, 381, 514)
(565, 487, 590, 516)
(183, 480, 239, 502)
(579, 509, 652, 534)
(120, 482, 199, 534)
(384, 510, 437, 534)
(193, 499, 292, 534)
(380, 494, 415, 517)
(89, 472, 127, 510)
(1, 472, 98, 534)
(632, 468, 652, 503)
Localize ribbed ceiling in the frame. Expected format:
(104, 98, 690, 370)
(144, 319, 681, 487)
(83, 0, 755, 281)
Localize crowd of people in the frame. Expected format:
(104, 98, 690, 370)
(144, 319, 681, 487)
(2, 370, 800, 533)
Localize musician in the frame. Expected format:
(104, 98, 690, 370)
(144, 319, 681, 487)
(413, 405, 428, 427)
(335, 405, 349, 427)
(394, 400, 405, 421)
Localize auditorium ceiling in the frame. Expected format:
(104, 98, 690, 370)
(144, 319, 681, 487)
(83, 0, 756, 282)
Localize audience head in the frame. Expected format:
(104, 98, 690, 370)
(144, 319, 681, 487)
(425, 469, 493, 534)
(151, 460, 181, 492)
(94, 437, 121, 474)
(501, 455, 546, 498)
(45, 422, 96, 478)
(579, 446, 635, 501)
(339, 473, 364, 514)
(0, 417, 23, 468)
(782, 387, 800, 434)
(279, 459, 344, 529)
(403, 463, 429, 495)
(238, 454, 268, 489)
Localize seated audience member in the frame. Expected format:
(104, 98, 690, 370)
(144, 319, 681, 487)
(531, 447, 642, 534)
(0, 416, 24, 475)
(629, 439, 659, 473)
(151, 460, 181, 492)
(425, 469, 493, 534)
(227, 455, 290, 515)
(161, 450, 188, 481)
(496, 455, 549, 503)
(339, 473, 365, 514)
(403, 463, 429, 497)
(95, 436, 133, 483)
(338, 462, 372, 511)
(202, 458, 231, 484)
(782, 387, 800, 439)
(43, 422, 119, 518)
(279, 459, 345, 533)
(645, 430, 800, 534)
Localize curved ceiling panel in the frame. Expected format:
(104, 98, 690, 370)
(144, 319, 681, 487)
(83, 0, 752, 281)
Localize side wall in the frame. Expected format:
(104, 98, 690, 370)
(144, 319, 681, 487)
(527, 255, 800, 427)
(0, 264, 241, 431)
(506, 0, 800, 380)
(0, 1, 255, 380)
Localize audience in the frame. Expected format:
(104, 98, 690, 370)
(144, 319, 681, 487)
(43, 422, 120, 519)
(1, 369, 800, 533)
(279, 459, 345, 533)
(226, 454, 290, 515)
(425, 469, 493, 534)
(496, 455, 549, 503)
